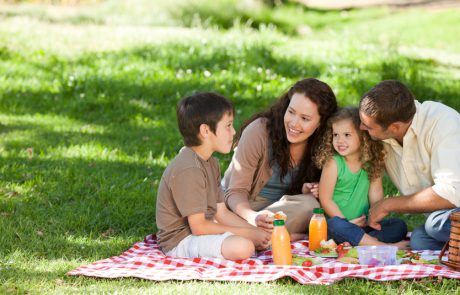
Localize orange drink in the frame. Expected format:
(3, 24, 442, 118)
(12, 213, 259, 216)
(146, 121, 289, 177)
(271, 219, 292, 265)
(309, 208, 327, 251)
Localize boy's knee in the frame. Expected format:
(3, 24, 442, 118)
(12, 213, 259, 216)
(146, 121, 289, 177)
(221, 236, 254, 260)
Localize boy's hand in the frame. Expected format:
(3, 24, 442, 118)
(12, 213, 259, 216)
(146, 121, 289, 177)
(252, 228, 271, 251)
(349, 215, 367, 227)
(302, 182, 319, 198)
(254, 211, 274, 232)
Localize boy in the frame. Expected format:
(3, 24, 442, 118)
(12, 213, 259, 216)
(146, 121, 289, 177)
(156, 92, 271, 260)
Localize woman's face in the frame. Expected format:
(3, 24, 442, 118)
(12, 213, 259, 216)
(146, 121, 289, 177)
(284, 93, 321, 144)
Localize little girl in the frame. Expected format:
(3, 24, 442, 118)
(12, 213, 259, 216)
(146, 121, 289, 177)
(315, 107, 408, 249)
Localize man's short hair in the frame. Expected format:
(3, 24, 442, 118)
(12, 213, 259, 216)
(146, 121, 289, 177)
(359, 80, 416, 128)
(176, 92, 234, 147)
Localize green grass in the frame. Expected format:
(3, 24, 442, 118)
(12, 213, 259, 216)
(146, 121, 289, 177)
(1, 0, 460, 293)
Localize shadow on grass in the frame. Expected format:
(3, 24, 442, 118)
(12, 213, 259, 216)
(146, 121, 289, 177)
(0, 156, 160, 259)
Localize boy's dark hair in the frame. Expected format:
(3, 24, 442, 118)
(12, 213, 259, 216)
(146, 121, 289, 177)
(359, 80, 416, 129)
(176, 92, 234, 147)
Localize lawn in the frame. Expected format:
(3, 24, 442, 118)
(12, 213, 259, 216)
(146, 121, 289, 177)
(0, 0, 459, 293)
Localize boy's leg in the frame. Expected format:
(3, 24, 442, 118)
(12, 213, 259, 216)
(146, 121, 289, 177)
(167, 232, 239, 259)
(366, 218, 408, 243)
(262, 194, 319, 234)
(327, 216, 366, 246)
(221, 235, 255, 260)
(410, 207, 460, 250)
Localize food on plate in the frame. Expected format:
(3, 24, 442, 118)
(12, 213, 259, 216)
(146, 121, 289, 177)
(398, 250, 439, 265)
(320, 239, 337, 249)
(292, 255, 319, 267)
(338, 256, 359, 264)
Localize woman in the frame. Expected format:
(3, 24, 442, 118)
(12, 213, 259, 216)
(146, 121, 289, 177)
(222, 78, 338, 240)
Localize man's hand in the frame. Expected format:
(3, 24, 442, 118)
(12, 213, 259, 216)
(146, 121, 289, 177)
(254, 210, 274, 232)
(368, 199, 390, 230)
(302, 182, 319, 198)
(349, 215, 367, 227)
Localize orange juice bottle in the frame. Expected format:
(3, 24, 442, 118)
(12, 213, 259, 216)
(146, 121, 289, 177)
(271, 219, 292, 265)
(308, 208, 327, 251)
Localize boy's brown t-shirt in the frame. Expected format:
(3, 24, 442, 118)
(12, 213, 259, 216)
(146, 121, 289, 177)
(156, 146, 225, 253)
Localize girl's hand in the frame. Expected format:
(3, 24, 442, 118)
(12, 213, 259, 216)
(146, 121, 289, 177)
(254, 210, 274, 232)
(302, 182, 319, 197)
(349, 215, 367, 227)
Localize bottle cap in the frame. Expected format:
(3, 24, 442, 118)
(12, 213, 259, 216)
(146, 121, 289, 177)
(273, 219, 285, 226)
(313, 208, 324, 214)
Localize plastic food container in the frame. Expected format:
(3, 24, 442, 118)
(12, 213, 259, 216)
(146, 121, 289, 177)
(356, 245, 397, 266)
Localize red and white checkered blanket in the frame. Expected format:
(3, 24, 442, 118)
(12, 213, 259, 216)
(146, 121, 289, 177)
(67, 234, 460, 284)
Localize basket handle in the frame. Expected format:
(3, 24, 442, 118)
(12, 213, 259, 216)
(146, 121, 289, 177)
(439, 240, 449, 266)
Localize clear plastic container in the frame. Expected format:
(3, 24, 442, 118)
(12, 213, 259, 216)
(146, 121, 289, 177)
(356, 245, 397, 266)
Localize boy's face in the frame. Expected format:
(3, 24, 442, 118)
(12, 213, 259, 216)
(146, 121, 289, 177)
(209, 112, 236, 154)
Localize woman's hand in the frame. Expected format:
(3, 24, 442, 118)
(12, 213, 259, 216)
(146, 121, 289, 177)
(302, 182, 319, 197)
(254, 210, 274, 232)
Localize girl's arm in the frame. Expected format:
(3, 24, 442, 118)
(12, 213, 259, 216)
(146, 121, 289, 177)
(368, 176, 384, 206)
(318, 158, 345, 218)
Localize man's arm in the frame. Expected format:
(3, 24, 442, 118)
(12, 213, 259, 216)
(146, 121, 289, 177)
(368, 187, 456, 230)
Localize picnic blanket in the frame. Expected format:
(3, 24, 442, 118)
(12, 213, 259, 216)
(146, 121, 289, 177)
(67, 234, 460, 285)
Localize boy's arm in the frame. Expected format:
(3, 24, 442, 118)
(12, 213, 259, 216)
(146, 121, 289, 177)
(368, 176, 384, 206)
(214, 203, 254, 228)
(188, 212, 270, 249)
(318, 159, 345, 218)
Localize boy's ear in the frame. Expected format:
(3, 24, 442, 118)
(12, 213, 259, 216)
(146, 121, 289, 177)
(199, 123, 210, 138)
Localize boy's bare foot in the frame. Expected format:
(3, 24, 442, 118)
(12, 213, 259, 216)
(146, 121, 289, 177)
(290, 233, 306, 241)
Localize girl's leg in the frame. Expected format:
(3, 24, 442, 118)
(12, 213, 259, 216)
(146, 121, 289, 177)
(367, 218, 408, 243)
(328, 217, 410, 249)
(327, 216, 366, 246)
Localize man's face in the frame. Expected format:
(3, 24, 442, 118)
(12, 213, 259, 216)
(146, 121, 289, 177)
(359, 111, 393, 141)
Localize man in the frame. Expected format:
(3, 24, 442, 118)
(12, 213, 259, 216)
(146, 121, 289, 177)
(358, 80, 460, 250)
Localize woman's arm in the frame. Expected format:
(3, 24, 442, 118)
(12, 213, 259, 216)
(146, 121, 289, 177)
(224, 119, 268, 224)
(318, 158, 345, 218)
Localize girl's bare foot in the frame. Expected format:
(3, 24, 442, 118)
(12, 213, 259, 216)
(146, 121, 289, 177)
(392, 240, 410, 250)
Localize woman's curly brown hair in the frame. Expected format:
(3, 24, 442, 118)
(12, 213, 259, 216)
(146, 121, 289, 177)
(234, 78, 338, 194)
(314, 107, 386, 181)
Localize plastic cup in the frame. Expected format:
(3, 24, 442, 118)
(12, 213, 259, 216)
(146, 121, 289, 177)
(356, 245, 397, 266)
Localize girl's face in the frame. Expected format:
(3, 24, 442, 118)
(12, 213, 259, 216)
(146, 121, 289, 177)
(284, 93, 321, 145)
(332, 119, 361, 158)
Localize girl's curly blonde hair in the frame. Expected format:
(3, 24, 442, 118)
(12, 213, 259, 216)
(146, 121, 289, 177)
(314, 107, 385, 181)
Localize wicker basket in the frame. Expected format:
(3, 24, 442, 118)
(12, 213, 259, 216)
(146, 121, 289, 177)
(439, 211, 460, 270)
